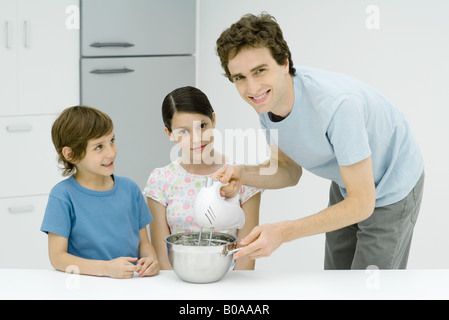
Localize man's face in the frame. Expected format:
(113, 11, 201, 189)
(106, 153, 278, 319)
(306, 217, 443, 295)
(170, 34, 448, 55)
(227, 46, 293, 117)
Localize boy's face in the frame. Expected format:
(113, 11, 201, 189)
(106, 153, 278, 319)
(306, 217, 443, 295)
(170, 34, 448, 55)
(74, 131, 117, 179)
(227, 46, 294, 117)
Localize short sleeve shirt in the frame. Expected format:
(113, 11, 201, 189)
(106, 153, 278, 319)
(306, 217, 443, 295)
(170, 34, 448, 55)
(41, 175, 152, 261)
(259, 66, 424, 207)
(143, 160, 262, 235)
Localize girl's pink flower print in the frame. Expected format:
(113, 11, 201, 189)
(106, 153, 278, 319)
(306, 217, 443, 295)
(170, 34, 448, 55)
(183, 203, 190, 210)
(150, 177, 156, 184)
(185, 177, 191, 183)
(187, 189, 195, 196)
(165, 170, 170, 177)
(186, 216, 194, 223)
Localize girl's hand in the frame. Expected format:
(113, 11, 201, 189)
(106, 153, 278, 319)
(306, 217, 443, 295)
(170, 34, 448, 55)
(136, 256, 160, 277)
(105, 257, 138, 279)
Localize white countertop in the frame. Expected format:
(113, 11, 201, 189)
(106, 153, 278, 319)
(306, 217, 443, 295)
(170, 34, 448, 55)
(1, 268, 448, 300)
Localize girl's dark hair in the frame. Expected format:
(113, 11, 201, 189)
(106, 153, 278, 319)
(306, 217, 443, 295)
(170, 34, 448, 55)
(216, 12, 296, 82)
(162, 86, 214, 132)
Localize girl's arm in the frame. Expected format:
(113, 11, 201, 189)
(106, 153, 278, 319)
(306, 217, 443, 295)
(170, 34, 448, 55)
(136, 227, 160, 276)
(48, 232, 137, 279)
(147, 198, 172, 270)
(234, 191, 261, 270)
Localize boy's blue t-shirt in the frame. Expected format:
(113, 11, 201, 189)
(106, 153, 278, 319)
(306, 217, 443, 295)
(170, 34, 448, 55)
(259, 66, 424, 207)
(41, 175, 152, 261)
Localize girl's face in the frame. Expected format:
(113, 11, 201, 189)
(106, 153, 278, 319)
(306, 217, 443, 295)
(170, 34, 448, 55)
(166, 112, 216, 163)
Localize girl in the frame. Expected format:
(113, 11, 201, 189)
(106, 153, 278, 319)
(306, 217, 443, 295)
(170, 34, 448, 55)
(143, 86, 262, 270)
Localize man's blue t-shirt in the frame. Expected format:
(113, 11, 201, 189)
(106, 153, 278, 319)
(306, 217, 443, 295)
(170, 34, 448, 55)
(41, 175, 152, 261)
(259, 66, 424, 207)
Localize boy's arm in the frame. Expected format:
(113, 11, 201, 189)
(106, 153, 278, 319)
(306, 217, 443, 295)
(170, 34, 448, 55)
(48, 232, 137, 279)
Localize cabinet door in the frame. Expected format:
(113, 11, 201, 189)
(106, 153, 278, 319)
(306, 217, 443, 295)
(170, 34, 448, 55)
(0, 0, 19, 116)
(0, 196, 52, 269)
(0, 115, 62, 198)
(17, 0, 80, 115)
(81, 0, 195, 57)
(81, 56, 195, 188)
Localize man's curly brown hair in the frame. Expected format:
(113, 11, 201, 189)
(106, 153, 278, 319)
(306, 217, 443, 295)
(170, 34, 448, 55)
(216, 12, 296, 82)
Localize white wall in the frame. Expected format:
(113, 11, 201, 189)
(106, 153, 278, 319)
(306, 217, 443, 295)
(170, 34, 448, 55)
(197, 0, 449, 270)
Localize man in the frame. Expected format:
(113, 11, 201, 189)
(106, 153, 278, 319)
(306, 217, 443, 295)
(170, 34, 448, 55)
(212, 13, 424, 269)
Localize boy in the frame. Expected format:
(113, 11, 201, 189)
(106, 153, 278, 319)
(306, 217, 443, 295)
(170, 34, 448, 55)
(41, 106, 159, 278)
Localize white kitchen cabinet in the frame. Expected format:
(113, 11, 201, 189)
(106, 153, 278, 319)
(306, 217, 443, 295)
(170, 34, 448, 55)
(0, 196, 52, 269)
(0, 0, 19, 116)
(0, 0, 79, 116)
(0, 115, 62, 198)
(0, 1, 79, 269)
(81, 0, 195, 57)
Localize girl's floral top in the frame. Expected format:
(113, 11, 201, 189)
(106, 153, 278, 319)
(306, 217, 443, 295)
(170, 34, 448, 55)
(143, 160, 262, 235)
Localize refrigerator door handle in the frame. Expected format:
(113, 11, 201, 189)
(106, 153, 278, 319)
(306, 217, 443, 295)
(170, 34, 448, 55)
(90, 42, 135, 48)
(90, 68, 135, 74)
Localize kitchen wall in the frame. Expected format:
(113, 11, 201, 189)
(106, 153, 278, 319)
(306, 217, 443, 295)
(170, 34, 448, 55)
(197, 0, 449, 270)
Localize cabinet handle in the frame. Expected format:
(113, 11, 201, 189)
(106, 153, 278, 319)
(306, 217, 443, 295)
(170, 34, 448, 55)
(90, 42, 135, 48)
(90, 68, 135, 74)
(6, 124, 33, 133)
(24, 21, 30, 48)
(9, 205, 35, 214)
(5, 21, 12, 49)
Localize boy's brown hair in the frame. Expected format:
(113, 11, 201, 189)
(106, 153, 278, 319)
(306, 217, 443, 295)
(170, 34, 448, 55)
(216, 12, 296, 82)
(51, 106, 113, 176)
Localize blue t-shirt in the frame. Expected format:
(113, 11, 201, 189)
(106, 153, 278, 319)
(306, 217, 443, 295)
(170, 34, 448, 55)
(259, 66, 424, 207)
(41, 175, 152, 261)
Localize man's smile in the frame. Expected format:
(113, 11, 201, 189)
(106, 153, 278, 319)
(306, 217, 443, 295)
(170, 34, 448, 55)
(249, 89, 271, 104)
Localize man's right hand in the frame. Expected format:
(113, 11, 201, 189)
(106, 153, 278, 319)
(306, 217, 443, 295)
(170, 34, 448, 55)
(211, 165, 243, 198)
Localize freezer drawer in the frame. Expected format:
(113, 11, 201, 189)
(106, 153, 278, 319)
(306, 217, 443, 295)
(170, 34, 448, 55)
(81, 56, 195, 188)
(81, 0, 196, 57)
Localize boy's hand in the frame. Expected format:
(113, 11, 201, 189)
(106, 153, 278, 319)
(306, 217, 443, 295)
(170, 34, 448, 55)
(105, 257, 138, 279)
(136, 256, 160, 277)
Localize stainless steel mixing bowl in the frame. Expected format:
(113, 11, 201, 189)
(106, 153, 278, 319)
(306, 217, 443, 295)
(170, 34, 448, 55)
(165, 232, 242, 283)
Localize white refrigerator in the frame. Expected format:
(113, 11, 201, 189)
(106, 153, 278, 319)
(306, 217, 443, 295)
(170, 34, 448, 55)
(80, 0, 196, 188)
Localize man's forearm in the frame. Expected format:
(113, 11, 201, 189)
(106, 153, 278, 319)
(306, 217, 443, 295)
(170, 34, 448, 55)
(241, 147, 302, 189)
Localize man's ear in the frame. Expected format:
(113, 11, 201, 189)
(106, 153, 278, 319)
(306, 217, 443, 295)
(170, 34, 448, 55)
(62, 146, 75, 163)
